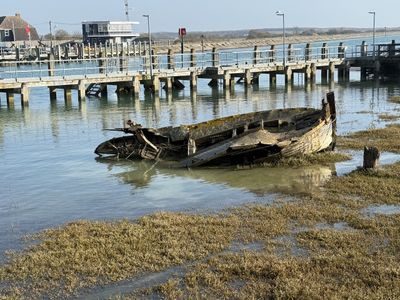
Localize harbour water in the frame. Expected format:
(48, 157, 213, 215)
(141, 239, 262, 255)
(1, 38, 400, 260)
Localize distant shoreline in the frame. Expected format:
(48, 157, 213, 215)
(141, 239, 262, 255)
(156, 31, 400, 53)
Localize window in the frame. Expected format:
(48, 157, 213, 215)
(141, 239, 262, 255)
(4, 30, 10, 37)
(98, 24, 108, 33)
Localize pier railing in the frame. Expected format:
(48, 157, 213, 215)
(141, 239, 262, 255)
(0, 44, 345, 80)
(347, 41, 400, 59)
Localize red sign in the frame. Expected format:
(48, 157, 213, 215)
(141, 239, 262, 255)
(178, 28, 186, 37)
(25, 25, 31, 34)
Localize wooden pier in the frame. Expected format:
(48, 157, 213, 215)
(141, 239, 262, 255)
(346, 40, 400, 79)
(0, 42, 352, 107)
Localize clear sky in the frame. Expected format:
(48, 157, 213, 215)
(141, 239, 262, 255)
(1, 0, 398, 35)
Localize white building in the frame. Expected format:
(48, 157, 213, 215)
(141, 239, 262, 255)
(82, 21, 139, 44)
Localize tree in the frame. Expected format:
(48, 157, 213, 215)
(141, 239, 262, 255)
(54, 29, 69, 40)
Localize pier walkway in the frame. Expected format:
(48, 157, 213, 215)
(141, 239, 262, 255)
(0, 42, 350, 106)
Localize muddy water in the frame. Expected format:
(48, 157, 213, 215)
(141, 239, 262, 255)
(1, 61, 400, 260)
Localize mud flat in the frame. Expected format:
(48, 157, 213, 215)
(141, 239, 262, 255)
(1, 125, 400, 299)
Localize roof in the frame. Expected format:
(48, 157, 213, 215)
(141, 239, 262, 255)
(0, 15, 30, 29)
(0, 14, 39, 41)
(82, 20, 139, 25)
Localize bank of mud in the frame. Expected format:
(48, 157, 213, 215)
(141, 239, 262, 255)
(1, 125, 400, 300)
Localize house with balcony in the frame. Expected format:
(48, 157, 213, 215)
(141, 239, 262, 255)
(82, 21, 139, 44)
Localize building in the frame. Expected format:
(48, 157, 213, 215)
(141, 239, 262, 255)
(82, 21, 139, 44)
(0, 13, 39, 42)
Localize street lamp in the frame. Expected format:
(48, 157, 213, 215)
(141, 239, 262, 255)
(276, 11, 286, 67)
(143, 14, 153, 77)
(368, 11, 376, 60)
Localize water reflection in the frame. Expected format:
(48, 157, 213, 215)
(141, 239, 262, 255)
(1, 71, 400, 258)
(96, 158, 335, 196)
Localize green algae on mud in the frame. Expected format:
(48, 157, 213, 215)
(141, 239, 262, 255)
(2, 160, 400, 300)
(338, 124, 400, 153)
(1, 127, 400, 299)
(378, 113, 400, 121)
(262, 151, 351, 168)
(389, 96, 400, 104)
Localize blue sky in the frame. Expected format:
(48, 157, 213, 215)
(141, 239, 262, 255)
(1, 0, 398, 34)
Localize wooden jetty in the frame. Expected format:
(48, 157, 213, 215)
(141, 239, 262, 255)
(346, 40, 400, 79)
(0, 42, 351, 107)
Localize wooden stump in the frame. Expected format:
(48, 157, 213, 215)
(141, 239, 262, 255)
(363, 146, 380, 169)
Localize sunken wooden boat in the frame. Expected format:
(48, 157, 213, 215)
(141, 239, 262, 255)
(95, 92, 337, 168)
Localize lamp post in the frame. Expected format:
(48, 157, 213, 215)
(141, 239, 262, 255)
(368, 11, 376, 60)
(49, 21, 53, 50)
(276, 11, 285, 67)
(142, 14, 153, 77)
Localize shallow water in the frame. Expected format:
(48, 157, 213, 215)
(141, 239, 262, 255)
(1, 46, 400, 259)
(363, 205, 400, 217)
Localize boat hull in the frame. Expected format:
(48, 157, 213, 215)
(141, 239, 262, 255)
(95, 92, 337, 167)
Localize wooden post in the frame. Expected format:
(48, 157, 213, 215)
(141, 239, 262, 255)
(167, 49, 175, 69)
(48, 53, 55, 77)
(305, 43, 311, 61)
(56, 45, 61, 61)
(110, 43, 115, 57)
(338, 42, 345, 59)
(21, 83, 30, 105)
(35, 47, 40, 60)
(190, 48, 196, 67)
(212, 47, 218, 67)
(269, 72, 277, 85)
(133, 41, 137, 56)
(361, 41, 367, 57)
(99, 51, 106, 74)
(152, 75, 160, 92)
(321, 42, 328, 59)
(78, 80, 86, 101)
(64, 87, 72, 102)
(6, 91, 14, 106)
(244, 69, 252, 86)
(65, 45, 70, 59)
(269, 45, 276, 63)
(223, 71, 231, 89)
(285, 66, 293, 84)
(190, 72, 197, 90)
(16, 46, 20, 61)
(304, 65, 312, 83)
(253, 46, 259, 65)
(321, 67, 328, 82)
(328, 61, 335, 81)
(326, 92, 337, 148)
(132, 75, 140, 96)
(164, 77, 173, 92)
(363, 146, 380, 169)
(151, 49, 158, 70)
(287, 44, 293, 62)
(105, 43, 109, 57)
(49, 87, 57, 100)
(119, 51, 128, 73)
(310, 63, 317, 82)
(79, 43, 84, 59)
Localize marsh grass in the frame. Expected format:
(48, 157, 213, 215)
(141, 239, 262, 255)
(389, 96, 400, 104)
(1, 127, 400, 299)
(378, 113, 400, 121)
(338, 124, 400, 153)
(261, 151, 351, 168)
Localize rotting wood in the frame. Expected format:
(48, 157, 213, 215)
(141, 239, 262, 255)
(363, 146, 380, 169)
(95, 92, 337, 167)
